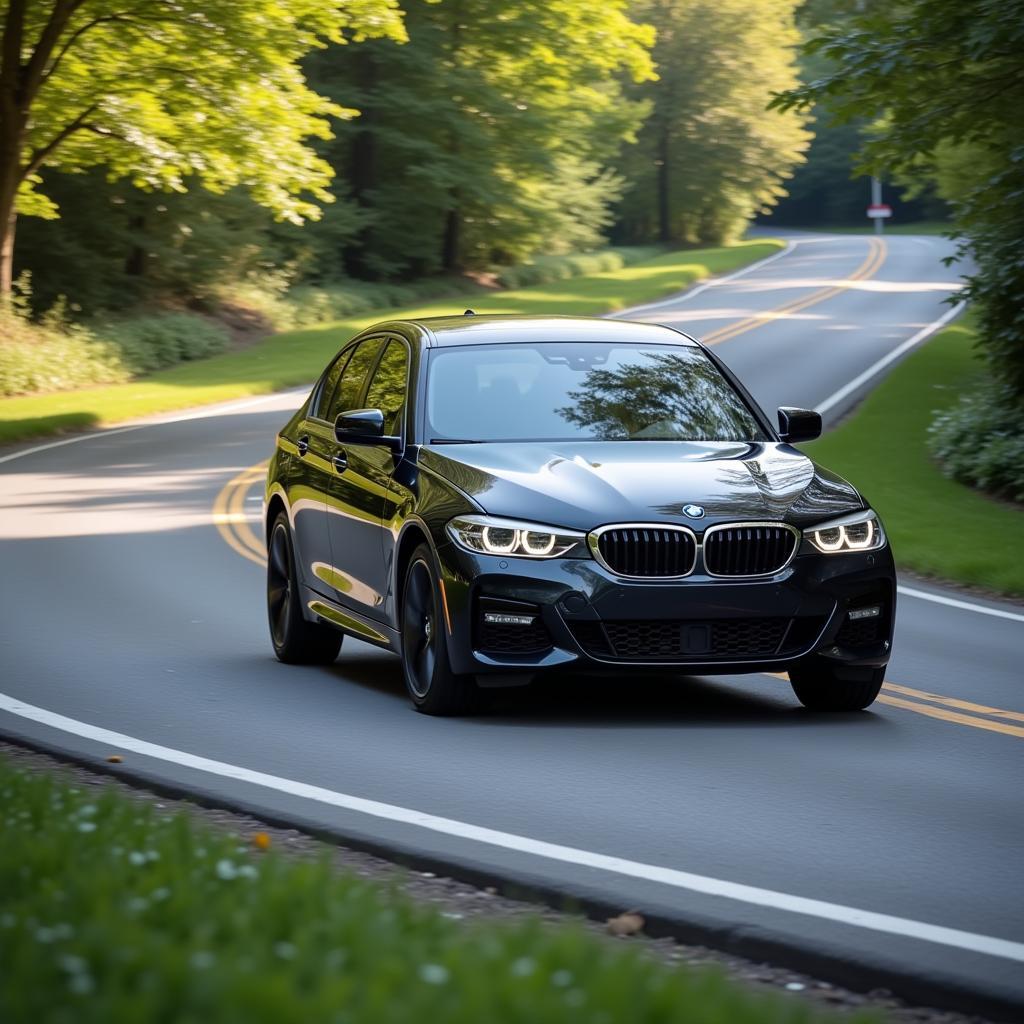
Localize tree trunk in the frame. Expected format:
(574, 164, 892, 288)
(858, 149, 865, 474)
(657, 125, 671, 244)
(441, 204, 461, 272)
(0, 200, 15, 297)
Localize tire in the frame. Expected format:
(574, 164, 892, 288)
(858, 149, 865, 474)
(789, 658, 885, 711)
(267, 512, 343, 665)
(400, 544, 482, 715)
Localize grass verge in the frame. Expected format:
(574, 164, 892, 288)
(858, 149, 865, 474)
(806, 314, 1024, 597)
(0, 754, 863, 1024)
(0, 241, 781, 445)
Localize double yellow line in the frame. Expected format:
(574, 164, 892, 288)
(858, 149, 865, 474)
(212, 462, 268, 567)
(701, 236, 887, 346)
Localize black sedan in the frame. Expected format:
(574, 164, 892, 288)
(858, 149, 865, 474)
(264, 314, 895, 715)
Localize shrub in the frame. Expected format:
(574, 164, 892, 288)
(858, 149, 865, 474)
(101, 313, 229, 374)
(494, 247, 664, 290)
(0, 301, 228, 397)
(0, 300, 127, 397)
(928, 375, 1024, 503)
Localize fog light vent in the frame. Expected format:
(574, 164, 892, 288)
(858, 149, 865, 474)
(483, 612, 536, 627)
(476, 598, 552, 655)
(848, 605, 881, 621)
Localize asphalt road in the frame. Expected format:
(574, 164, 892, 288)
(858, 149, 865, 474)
(2, 232, 1023, 1018)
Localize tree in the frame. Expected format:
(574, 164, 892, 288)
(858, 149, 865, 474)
(307, 0, 654, 278)
(770, 0, 1024, 400)
(614, 0, 810, 246)
(0, 0, 405, 294)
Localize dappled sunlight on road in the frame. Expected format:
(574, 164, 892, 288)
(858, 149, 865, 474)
(0, 465, 251, 539)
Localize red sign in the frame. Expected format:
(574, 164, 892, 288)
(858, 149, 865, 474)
(867, 204, 893, 218)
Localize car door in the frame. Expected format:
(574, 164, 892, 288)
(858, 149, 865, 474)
(287, 345, 357, 591)
(325, 337, 409, 622)
(304, 336, 385, 600)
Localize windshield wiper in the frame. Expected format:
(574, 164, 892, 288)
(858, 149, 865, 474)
(430, 438, 484, 444)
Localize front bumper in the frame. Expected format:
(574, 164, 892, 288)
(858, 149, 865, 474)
(435, 539, 896, 677)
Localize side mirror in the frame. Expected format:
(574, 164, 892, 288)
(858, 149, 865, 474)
(777, 406, 822, 444)
(335, 408, 402, 450)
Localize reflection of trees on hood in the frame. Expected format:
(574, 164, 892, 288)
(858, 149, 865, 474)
(557, 352, 762, 441)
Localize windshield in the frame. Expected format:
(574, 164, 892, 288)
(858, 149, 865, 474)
(425, 342, 768, 443)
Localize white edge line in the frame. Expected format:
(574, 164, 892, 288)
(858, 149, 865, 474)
(2, 690, 1022, 966)
(612, 240, 798, 318)
(897, 585, 1024, 624)
(814, 300, 966, 417)
(0, 387, 309, 467)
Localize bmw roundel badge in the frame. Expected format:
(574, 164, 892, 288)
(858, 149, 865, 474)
(683, 504, 706, 519)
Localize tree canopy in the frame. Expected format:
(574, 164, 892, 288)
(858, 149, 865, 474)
(0, 0, 406, 290)
(614, 0, 810, 246)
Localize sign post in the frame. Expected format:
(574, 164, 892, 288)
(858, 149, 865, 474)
(867, 177, 891, 234)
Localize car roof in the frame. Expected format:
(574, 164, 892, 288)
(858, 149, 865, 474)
(371, 314, 698, 348)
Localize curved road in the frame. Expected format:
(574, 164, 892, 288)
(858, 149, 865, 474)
(2, 233, 1022, 1017)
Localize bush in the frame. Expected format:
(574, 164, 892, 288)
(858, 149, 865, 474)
(928, 375, 1024, 503)
(0, 300, 229, 397)
(101, 313, 229, 374)
(494, 247, 664, 290)
(225, 273, 483, 332)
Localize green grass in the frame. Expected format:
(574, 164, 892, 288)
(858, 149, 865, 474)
(0, 241, 782, 445)
(0, 756, 868, 1024)
(806, 314, 1024, 597)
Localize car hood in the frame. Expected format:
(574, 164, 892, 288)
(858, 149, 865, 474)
(418, 441, 863, 531)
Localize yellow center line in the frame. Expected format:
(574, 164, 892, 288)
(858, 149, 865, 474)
(881, 682, 1024, 723)
(213, 463, 267, 567)
(701, 237, 887, 346)
(877, 694, 1024, 739)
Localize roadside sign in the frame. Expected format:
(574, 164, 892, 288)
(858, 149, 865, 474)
(867, 204, 892, 219)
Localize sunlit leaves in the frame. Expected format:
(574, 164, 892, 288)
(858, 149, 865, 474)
(2, 0, 407, 225)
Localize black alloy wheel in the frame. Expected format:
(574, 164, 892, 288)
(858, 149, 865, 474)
(789, 657, 885, 711)
(267, 512, 343, 665)
(400, 544, 481, 715)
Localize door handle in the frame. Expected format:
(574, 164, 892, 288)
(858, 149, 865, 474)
(296, 435, 310, 457)
(332, 451, 348, 473)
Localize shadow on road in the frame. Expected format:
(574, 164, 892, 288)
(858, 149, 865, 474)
(326, 654, 892, 732)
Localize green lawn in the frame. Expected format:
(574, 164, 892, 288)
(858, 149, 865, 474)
(806, 315, 1024, 597)
(0, 241, 781, 445)
(0, 755, 866, 1024)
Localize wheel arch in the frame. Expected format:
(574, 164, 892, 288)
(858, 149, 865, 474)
(393, 518, 436, 628)
(265, 490, 289, 548)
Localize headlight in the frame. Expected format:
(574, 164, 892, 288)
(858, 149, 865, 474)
(446, 515, 587, 559)
(805, 510, 886, 554)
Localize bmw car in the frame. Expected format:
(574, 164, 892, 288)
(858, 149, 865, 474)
(264, 314, 895, 715)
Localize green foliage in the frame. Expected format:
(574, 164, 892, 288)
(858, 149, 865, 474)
(101, 314, 229, 374)
(306, 0, 654, 277)
(493, 247, 663, 290)
(2, 0, 406, 219)
(929, 378, 1024, 504)
(0, 290, 228, 397)
(771, 0, 1024, 400)
(0, 298, 125, 396)
(0, 756, 866, 1024)
(614, 0, 811, 245)
(806, 315, 1024, 597)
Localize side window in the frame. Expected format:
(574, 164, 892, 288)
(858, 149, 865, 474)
(364, 340, 410, 436)
(325, 338, 384, 422)
(314, 346, 355, 420)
